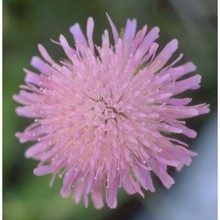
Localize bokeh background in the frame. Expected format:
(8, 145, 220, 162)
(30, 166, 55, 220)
(3, 0, 217, 219)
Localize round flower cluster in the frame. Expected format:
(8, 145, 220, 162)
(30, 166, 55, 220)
(14, 15, 209, 208)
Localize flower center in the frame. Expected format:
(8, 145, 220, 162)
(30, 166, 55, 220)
(93, 97, 124, 120)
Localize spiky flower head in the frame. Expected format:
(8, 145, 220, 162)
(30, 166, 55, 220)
(14, 15, 209, 209)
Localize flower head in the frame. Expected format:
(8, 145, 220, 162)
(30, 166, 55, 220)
(14, 15, 209, 208)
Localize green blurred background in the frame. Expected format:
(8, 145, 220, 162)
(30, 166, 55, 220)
(3, 0, 217, 219)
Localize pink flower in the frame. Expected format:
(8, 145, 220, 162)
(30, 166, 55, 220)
(14, 15, 209, 209)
